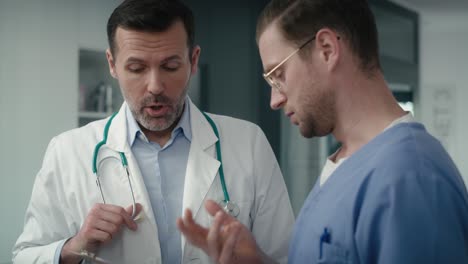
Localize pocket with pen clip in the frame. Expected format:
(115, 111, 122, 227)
(318, 227, 349, 264)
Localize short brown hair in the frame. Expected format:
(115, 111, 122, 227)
(107, 0, 195, 57)
(256, 0, 381, 73)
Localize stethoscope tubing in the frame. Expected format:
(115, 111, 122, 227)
(92, 112, 137, 217)
(92, 111, 237, 217)
(201, 112, 230, 203)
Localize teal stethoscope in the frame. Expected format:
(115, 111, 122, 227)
(92, 112, 240, 218)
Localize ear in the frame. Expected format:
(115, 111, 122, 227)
(190, 45, 201, 76)
(315, 28, 341, 71)
(106, 48, 117, 78)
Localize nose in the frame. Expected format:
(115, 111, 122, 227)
(147, 69, 164, 94)
(270, 88, 286, 110)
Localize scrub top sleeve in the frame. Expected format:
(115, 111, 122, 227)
(355, 168, 468, 264)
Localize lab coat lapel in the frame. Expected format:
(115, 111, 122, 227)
(105, 103, 155, 218)
(181, 100, 220, 253)
(105, 103, 128, 154)
(183, 100, 220, 215)
(104, 103, 161, 257)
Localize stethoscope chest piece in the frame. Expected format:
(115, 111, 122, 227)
(218, 199, 240, 218)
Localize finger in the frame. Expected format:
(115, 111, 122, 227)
(205, 200, 225, 217)
(177, 209, 209, 249)
(206, 211, 226, 261)
(177, 218, 207, 249)
(205, 200, 235, 225)
(87, 204, 123, 227)
(183, 208, 194, 226)
(125, 203, 142, 216)
(91, 207, 134, 231)
(182, 209, 206, 235)
(91, 219, 121, 236)
(84, 227, 114, 244)
(219, 224, 241, 264)
(98, 204, 138, 230)
(125, 203, 143, 223)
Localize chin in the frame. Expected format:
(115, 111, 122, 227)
(300, 124, 330, 139)
(299, 126, 317, 139)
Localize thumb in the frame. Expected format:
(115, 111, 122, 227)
(125, 203, 143, 218)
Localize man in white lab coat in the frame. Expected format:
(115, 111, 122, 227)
(12, 0, 294, 263)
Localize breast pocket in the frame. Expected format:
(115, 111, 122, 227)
(318, 242, 350, 264)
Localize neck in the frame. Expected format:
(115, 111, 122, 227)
(332, 69, 405, 160)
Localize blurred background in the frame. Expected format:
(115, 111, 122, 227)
(1, 0, 467, 262)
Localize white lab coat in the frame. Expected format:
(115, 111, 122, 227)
(13, 99, 294, 264)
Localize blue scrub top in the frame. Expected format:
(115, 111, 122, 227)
(289, 123, 468, 263)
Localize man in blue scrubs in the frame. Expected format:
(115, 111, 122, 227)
(177, 0, 468, 263)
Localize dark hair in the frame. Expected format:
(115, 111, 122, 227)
(107, 0, 195, 57)
(256, 0, 381, 73)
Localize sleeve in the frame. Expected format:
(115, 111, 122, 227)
(12, 138, 78, 263)
(355, 166, 468, 264)
(53, 239, 69, 264)
(250, 127, 295, 264)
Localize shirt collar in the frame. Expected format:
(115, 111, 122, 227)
(328, 112, 415, 163)
(126, 97, 192, 146)
(384, 112, 415, 130)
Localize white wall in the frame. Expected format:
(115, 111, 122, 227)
(418, 11, 468, 185)
(0, 1, 118, 263)
(391, 0, 468, 185)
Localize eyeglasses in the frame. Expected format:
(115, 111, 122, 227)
(263, 36, 316, 92)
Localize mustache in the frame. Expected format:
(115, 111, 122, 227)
(141, 94, 173, 106)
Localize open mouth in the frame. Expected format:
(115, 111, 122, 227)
(150, 105, 164, 111)
(144, 105, 170, 116)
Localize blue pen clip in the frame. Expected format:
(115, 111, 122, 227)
(319, 228, 331, 259)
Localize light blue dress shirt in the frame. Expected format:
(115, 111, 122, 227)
(127, 99, 191, 264)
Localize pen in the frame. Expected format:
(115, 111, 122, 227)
(319, 227, 331, 259)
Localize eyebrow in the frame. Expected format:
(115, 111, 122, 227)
(263, 36, 317, 74)
(161, 55, 183, 63)
(263, 63, 279, 74)
(264, 56, 289, 75)
(125, 57, 145, 64)
(125, 55, 183, 64)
